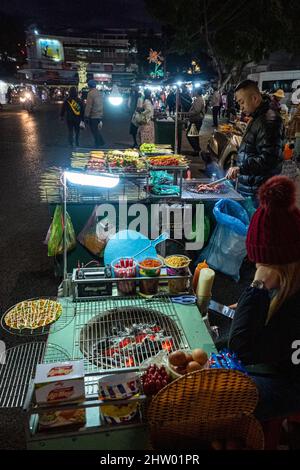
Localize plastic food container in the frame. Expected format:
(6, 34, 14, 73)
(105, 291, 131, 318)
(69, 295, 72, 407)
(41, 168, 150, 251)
(98, 372, 140, 401)
(164, 255, 191, 294)
(101, 401, 139, 425)
(138, 258, 163, 295)
(111, 257, 137, 295)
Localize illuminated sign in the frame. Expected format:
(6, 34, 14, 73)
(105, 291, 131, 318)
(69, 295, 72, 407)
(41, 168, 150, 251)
(93, 73, 112, 82)
(37, 38, 64, 62)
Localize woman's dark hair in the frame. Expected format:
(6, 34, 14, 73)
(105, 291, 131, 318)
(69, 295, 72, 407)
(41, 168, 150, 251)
(69, 86, 78, 99)
(144, 88, 153, 104)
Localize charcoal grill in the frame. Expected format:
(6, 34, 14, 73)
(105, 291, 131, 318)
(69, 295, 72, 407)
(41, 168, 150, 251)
(79, 305, 185, 371)
(1, 295, 216, 450)
(73, 296, 189, 374)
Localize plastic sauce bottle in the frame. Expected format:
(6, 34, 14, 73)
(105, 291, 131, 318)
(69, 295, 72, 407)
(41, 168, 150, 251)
(192, 260, 209, 292)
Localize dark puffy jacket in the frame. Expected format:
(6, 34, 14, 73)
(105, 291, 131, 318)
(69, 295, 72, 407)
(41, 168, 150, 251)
(237, 99, 284, 198)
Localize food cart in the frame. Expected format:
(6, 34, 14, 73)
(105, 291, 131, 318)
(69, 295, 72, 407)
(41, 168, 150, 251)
(0, 146, 261, 451)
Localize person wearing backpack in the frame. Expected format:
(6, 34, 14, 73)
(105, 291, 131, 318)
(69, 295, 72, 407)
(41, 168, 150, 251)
(60, 86, 84, 147)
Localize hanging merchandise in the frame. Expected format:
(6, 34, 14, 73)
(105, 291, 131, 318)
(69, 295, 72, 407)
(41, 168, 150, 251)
(187, 123, 200, 137)
(77, 206, 115, 257)
(46, 205, 76, 257)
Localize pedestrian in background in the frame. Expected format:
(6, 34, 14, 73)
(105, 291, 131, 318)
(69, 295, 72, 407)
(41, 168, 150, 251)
(138, 89, 154, 144)
(84, 80, 104, 148)
(166, 90, 176, 115)
(287, 102, 300, 161)
(270, 89, 285, 113)
(60, 86, 83, 147)
(179, 85, 192, 112)
(129, 90, 144, 148)
(211, 87, 222, 127)
(186, 88, 205, 155)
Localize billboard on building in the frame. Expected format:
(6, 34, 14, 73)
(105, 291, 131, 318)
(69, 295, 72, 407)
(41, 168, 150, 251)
(37, 38, 64, 62)
(93, 73, 112, 82)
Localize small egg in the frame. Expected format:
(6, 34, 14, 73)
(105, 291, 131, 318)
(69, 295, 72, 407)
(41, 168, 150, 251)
(192, 348, 208, 366)
(168, 351, 188, 367)
(186, 361, 202, 373)
(185, 352, 193, 363)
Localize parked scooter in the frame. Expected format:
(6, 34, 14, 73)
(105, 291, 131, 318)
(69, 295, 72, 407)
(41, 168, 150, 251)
(201, 122, 246, 176)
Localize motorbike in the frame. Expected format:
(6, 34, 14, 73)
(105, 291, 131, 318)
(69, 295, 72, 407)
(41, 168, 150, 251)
(201, 121, 246, 177)
(20, 92, 35, 113)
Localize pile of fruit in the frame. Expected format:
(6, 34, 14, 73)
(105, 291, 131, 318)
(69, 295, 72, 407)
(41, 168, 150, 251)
(141, 364, 170, 396)
(148, 155, 188, 167)
(168, 348, 208, 375)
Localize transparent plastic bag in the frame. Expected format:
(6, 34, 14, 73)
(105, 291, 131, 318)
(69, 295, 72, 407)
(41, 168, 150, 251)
(46, 205, 76, 257)
(77, 207, 115, 257)
(198, 200, 249, 281)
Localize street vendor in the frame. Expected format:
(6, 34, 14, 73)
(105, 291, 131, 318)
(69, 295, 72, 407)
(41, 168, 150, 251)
(228, 176, 300, 421)
(226, 80, 284, 205)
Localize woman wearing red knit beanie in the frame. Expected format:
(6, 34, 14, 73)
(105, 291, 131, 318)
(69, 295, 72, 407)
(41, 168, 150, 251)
(228, 176, 300, 421)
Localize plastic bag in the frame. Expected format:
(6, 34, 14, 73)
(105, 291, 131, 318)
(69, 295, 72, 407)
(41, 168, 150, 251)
(77, 207, 115, 257)
(46, 205, 76, 257)
(198, 200, 249, 281)
(79, 120, 85, 129)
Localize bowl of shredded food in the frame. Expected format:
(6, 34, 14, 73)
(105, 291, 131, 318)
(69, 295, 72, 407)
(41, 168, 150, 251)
(164, 255, 191, 294)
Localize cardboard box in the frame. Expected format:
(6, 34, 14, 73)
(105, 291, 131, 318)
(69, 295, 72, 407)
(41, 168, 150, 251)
(39, 408, 86, 429)
(34, 360, 85, 405)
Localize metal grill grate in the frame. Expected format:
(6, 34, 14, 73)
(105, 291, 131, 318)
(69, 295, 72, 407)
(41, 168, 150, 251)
(73, 296, 189, 374)
(0, 342, 70, 408)
(1, 298, 75, 337)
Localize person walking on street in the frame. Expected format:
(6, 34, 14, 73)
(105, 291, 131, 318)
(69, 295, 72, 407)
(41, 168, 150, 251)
(226, 80, 284, 205)
(60, 86, 84, 147)
(137, 89, 154, 144)
(180, 85, 192, 112)
(186, 88, 205, 155)
(129, 90, 144, 148)
(166, 90, 176, 115)
(84, 80, 104, 148)
(211, 88, 221, 127)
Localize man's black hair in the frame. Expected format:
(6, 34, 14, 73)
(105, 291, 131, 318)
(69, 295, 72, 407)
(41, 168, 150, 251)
(235, 79, 260, 93)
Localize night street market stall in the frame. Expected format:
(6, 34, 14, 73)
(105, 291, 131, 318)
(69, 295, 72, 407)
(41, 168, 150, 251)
(0, 144, 264, 451)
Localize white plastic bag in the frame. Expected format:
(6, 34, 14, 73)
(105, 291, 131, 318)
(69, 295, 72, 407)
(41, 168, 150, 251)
(79, 120, 85, 129)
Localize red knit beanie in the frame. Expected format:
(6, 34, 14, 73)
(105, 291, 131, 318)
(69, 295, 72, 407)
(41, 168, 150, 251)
(246, 176, 300, 264)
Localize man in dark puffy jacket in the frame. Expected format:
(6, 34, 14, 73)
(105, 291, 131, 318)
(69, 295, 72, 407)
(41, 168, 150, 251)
(226, 80, 284, 203)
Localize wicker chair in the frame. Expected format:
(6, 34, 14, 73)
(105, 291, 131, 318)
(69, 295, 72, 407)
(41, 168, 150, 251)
(147, 368, 264, 450)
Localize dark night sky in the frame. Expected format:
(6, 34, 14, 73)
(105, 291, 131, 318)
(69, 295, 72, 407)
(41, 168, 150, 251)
(0, 0, 160, 32)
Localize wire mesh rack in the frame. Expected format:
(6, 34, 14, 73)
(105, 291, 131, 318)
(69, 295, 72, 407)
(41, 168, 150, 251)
(72, 295, 190, 374)
(44, 178, 148, 204)
(0, 342, 71, 408)
(1, 297, 75, 337)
